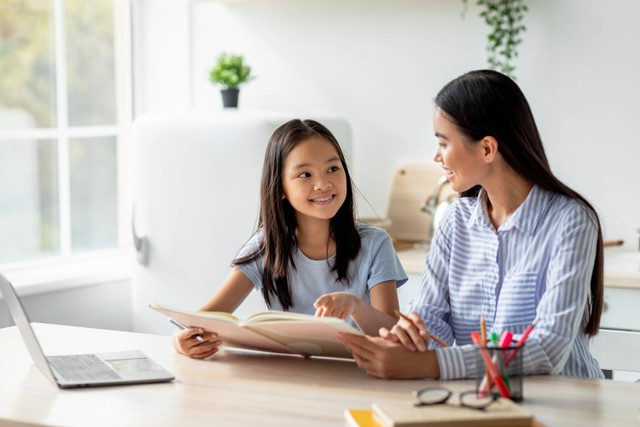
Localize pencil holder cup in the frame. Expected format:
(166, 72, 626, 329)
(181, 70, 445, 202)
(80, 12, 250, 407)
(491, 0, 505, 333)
(473, 345, 524, 402)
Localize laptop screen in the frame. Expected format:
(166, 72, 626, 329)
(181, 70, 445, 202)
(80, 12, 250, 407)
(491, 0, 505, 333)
(0, 274, 59, 384)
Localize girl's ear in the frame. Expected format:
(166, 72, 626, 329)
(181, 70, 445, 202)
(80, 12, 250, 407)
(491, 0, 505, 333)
(480, 136, 499, 163)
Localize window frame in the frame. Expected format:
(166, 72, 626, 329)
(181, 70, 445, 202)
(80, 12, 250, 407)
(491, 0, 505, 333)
(0, 0, 133, 278)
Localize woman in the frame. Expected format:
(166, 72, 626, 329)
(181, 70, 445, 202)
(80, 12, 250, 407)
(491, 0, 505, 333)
(338, 70, 604, 380)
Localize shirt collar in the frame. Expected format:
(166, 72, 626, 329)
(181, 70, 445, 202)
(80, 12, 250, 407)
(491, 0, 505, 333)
(467, 189, 491, 229)
(467, 185, 552, 236)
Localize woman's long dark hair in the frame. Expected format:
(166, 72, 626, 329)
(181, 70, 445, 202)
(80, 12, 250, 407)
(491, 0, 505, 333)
(434, 70, 603, 336)
(234, 119, 361, 310)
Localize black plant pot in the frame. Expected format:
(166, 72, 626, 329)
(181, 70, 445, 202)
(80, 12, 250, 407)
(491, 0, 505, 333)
(220, 88, 239, 108)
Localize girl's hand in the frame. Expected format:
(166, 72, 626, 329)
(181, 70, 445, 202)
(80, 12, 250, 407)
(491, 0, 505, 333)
(314, 292, 362, 319)
(171, 327, 222, 359)
(379, 311, 430, 352)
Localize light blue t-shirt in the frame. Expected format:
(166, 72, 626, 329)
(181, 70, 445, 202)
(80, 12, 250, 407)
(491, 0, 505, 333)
(233, 223, 408, 314)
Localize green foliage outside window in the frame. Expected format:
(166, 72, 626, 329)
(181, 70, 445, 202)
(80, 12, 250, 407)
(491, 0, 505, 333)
(0, 0, 115, 127)
(0, 0, 55, 127)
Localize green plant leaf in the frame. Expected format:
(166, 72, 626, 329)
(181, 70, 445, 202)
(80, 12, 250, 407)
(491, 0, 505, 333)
(208, 52, 255, 89)
(464, 0, 527, 79)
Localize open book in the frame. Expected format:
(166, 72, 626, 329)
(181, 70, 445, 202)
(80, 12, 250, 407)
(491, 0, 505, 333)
(150, 303, 363, 359)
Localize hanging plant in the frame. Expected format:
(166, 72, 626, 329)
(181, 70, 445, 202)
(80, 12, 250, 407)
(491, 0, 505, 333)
(463, 0, 528, 79)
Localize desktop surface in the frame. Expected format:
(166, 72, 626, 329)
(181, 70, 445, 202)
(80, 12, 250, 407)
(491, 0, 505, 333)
(0, 323, 638, 427)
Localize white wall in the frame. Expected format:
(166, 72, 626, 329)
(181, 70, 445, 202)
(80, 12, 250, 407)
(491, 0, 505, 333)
(0, 280, 132, 330)
(166, 0, 638, 247)
(133, 0, 640, 243)
(132, 0, 191, 114)
(517, 0, 640, 246)
(190, 0, 485, 219)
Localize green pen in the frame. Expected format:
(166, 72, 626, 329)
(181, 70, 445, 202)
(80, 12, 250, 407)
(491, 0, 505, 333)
(490, 331, 499, 347)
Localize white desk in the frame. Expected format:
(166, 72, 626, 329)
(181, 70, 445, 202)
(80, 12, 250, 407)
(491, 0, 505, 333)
(1, 324, 639, 426)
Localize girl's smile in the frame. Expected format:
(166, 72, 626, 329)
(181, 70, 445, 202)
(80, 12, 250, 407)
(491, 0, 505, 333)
(310, 193, 335, 204)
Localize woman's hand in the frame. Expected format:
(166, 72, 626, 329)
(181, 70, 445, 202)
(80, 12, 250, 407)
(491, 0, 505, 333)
(336, 333, 439, 379)
(313, 292, 363, 319)
(171, 327, 222, 359)
(379, 311, 430, 352)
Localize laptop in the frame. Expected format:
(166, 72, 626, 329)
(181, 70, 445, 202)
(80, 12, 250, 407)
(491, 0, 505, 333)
(0, 273, 174, 388)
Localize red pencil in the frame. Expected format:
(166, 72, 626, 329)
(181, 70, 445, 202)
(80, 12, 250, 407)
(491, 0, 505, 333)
(505, 321, 537, 366)
(499, 330, 514, 356)
(471, 331, 511, 398)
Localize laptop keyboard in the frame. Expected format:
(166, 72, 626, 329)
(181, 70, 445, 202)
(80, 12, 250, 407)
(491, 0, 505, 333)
(47, 354, 121, 382)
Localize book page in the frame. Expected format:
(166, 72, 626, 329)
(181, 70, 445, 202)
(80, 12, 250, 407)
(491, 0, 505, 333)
(151, 303, 364, 358)
(150, 304, 296, 355)
(243, 310, 323, 324)
(151, 303, 242, 323)
(246, 318, 363, 359)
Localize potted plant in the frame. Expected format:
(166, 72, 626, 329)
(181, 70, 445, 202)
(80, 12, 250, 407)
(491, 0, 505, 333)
(208, 52, 254, 108)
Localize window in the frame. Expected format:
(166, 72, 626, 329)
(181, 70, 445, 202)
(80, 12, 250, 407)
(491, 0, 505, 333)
(0, 0, 130, 264)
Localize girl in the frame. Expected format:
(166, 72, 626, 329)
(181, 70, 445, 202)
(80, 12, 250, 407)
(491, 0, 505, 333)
(338, 70, 605, 380)
(173, 119, 407, 359)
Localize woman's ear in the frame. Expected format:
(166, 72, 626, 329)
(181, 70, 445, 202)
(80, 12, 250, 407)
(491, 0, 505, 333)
(480, 136, 499, 163)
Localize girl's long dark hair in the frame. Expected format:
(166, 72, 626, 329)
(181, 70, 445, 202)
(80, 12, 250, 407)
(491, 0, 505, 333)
(434, 70, 603, 336)
(234, 119, 361, 310)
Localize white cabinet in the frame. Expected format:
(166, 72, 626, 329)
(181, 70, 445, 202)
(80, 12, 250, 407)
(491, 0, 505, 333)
(130, 111, 352, 334)
(600, 249, 640, 332)
(601, 287, 640, 331)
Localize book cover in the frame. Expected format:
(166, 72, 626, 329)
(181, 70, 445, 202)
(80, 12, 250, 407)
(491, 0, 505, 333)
(344, 409, 381, 427)
(371, 398, 533, 427)
(150, 303, 362, 359)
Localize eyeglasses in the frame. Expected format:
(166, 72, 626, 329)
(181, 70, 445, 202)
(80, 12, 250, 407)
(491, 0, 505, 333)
(413, 386, 498, 411)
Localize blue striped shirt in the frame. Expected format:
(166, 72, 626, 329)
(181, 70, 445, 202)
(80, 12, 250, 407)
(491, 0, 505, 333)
(409, 185, 603, 380)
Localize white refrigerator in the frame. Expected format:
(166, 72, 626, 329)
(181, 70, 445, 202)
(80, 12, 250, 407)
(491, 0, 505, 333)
(130, 111, 352, 334)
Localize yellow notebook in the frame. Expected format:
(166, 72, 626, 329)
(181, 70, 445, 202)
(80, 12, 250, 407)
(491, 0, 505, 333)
(372, 398, 533, 427)
(344, 409, 381, 427)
